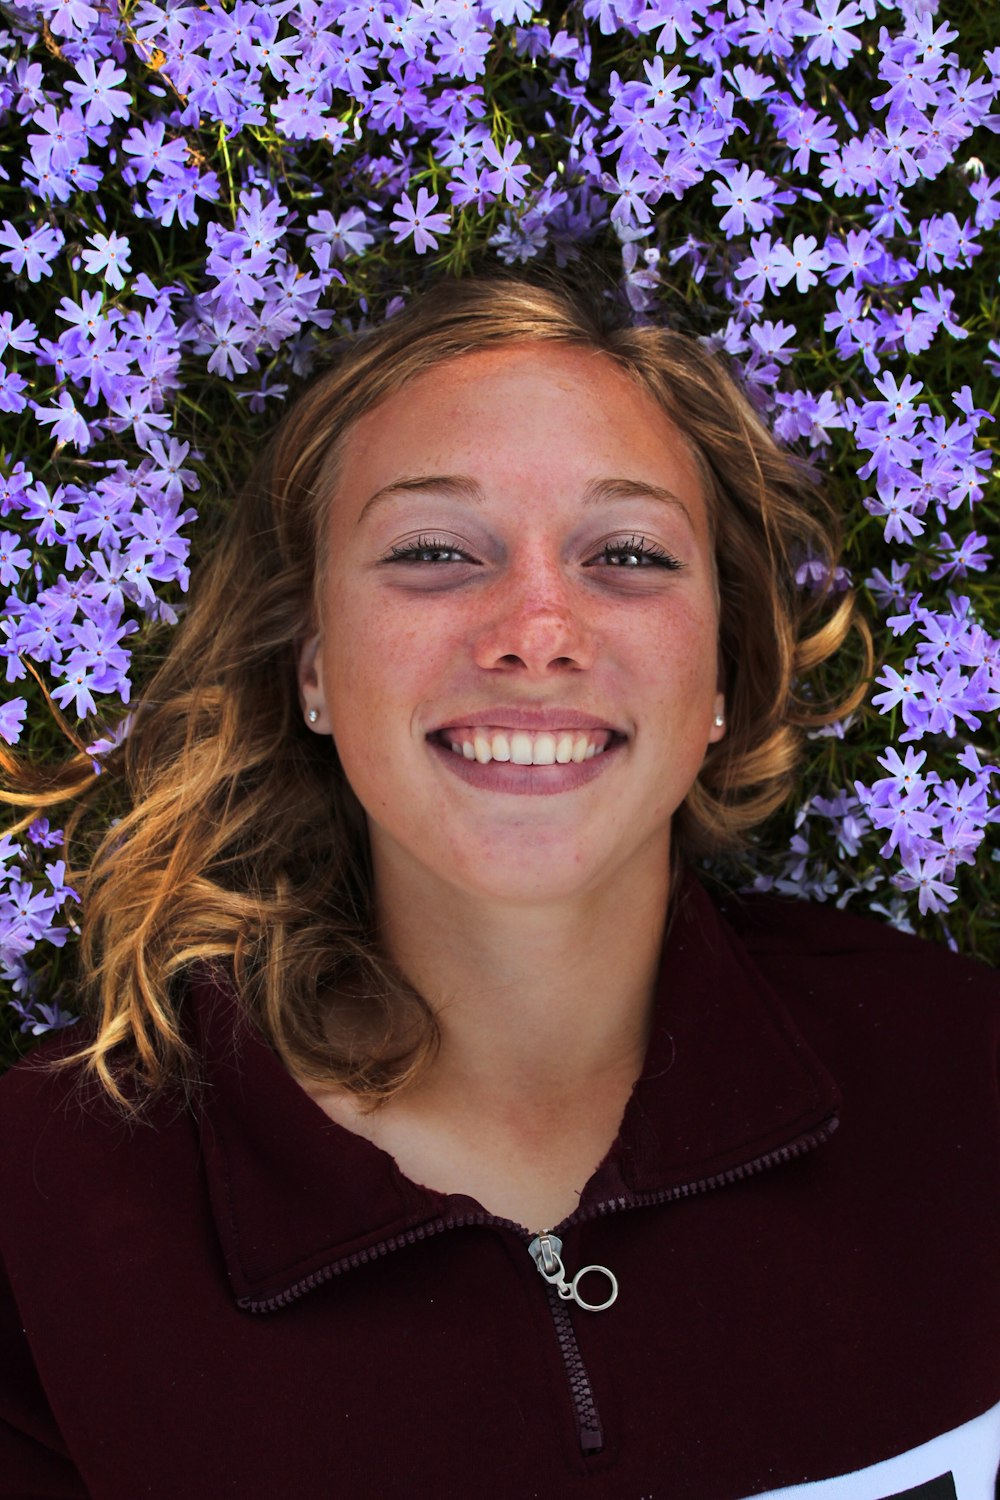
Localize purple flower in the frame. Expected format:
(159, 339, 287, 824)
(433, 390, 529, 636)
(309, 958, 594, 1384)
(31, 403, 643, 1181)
(606, 160, 658, 228)
(930, 531, 991, 581)
(871, 745, 930, 796)
(306, 207, 374, 262)
(27, 819, 64, 850)
(866, 789, 938, 859)
(871, 664, 933, 734)
(81, 231, 132, 292)
(0, 315, 39, 356)
(433, 21, 491, 82)
(25, 104, 91, 177)
(446, 157, 495, 213)
(895, 851, 957, 915)
(2, 878, 63, 948)
(121, 120, 189, 183)
(0, 698, 27, 745)
(389, 187, 451, 254)
(782, 234, 829, 292)
(190, 313, 255, 378)
(0, 221, 65, 283)
(0, 533, 31, 588)
(86, 714, 133, 762)
(958, 745, 998, 779)
(145, 162, 221, 228)
(10, 997, 78, 1036)
(798, 0, 864, 68)
(482, 138, 530, 204)
(711, 165, 780, 237)
(734, 233, 785, 299)
(770, 98, 838, 173)
(969, 173, 1000, 230)
(31, 392, 95, 450)
(145, 438, 198, 503)
(64, 59, 132, 127)
(825, 228, 882, 287)
(62, 610, 138, 700)
(773, 388, 843, 447)
(0, 367, 29, 415)
(44, 860, 78, 905)
(741, 0, 801, 61)
(51, 662, 102, 719)
(207, 247, 270, 310)
(45, 0, 100, 38)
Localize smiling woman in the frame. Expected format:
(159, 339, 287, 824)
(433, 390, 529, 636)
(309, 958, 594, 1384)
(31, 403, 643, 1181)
(6, 275, 865, 1111)
(297, 342, 727, 923)
(1, 275, 999, 1500)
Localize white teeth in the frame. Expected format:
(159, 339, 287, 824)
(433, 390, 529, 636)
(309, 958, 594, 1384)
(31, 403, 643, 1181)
(532, 733, 557, 765)
(510, 732, 534, 765)
(441, 727, 616, 766)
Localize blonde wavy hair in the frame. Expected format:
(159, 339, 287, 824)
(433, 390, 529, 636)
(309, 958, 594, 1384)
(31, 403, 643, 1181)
(3, 273, 871, 1110)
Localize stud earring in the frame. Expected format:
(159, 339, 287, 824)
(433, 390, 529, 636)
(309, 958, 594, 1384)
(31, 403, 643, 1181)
(307, 708, 319, 724)
(713, 713, 725, 728)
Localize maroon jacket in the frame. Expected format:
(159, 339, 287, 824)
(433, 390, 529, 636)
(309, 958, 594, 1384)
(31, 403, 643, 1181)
(1, 874, 999, 1499)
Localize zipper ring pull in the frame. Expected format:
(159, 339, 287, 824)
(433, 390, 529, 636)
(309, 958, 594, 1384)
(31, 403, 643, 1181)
(527, 1234, 619, 1312)
(562, 1264, 618, 1313)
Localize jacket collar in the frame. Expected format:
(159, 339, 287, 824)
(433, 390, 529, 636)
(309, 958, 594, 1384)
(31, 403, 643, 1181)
(189, 873, 840, 1309)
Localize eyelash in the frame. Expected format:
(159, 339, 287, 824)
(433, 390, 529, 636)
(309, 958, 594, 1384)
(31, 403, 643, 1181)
(383, 535, 683, 570)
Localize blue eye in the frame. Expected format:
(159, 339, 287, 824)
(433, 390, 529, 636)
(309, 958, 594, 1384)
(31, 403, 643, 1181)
(380, 535, 683, 570)
(384, 536, 475, 564)
(594, 536, 682, 570)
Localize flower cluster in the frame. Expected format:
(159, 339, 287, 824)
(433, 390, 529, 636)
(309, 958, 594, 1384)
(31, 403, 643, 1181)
(0, 0, 997, 1036)
(0, 819, 77, 1027)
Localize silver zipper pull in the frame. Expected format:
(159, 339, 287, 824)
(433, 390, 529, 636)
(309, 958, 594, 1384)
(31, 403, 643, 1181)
(527, 1233, 618, 1312)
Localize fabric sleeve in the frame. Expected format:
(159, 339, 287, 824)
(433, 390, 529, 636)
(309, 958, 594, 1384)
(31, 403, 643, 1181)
(0, 1254, 90, 1499)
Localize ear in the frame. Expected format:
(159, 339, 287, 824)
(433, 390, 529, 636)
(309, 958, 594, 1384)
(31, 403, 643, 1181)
(297, 632, 330, 733)
(708, 647, 727, 745)
(708, 690, 726, 744)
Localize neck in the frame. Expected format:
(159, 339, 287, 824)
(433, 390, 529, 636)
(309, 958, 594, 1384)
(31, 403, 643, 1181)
(372, 850, 673, 1115)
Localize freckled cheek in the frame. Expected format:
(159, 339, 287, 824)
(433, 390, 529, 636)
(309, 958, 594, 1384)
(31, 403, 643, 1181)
(636, 604, 720, 695)
(329, 594, 458, 744)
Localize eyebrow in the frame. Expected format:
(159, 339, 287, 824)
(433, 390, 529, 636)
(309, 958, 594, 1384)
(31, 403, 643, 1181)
(356, 474, 694, 526)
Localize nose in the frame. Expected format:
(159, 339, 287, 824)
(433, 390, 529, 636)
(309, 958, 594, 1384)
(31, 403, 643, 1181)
(471, 549, 597, 676)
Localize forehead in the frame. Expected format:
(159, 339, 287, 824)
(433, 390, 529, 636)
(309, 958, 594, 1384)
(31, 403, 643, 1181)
(334, 342, 707, 507)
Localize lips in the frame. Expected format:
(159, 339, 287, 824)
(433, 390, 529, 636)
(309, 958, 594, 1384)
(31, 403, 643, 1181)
(427, 728, 626, 795)
(428, 706, 626, 735)
(432, 726, 617, 765)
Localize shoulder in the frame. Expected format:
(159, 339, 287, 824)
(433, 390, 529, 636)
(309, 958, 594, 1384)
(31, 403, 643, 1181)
(0, 966, 237, 1152)
(0, 1023, 112, 1134)
(0, 1027, 197, 1222)
(714, 881, 993, 978)
(0, 1027, 99, 1150)
(705, 881, 1000, 1074)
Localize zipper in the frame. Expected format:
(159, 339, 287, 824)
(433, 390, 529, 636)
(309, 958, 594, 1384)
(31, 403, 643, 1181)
(527, 1231, 616, 1455)
(526, 1231, 618, 1312)
(241, 1118, 838, 1451)
(544, 1283, 605, 1455)
(242, 1117, 838, 1313)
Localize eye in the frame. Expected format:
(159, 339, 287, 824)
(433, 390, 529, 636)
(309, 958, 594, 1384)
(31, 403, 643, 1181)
(382, 535, 478, 565)
(590, 536, 683, 570)
(378, 533, 684, 571)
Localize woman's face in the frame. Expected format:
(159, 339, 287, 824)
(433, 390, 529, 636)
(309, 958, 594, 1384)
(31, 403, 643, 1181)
(299, 342, 725, 907)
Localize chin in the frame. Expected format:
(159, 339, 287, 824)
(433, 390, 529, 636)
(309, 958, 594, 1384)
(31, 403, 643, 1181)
(441, 837, 628, 908)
